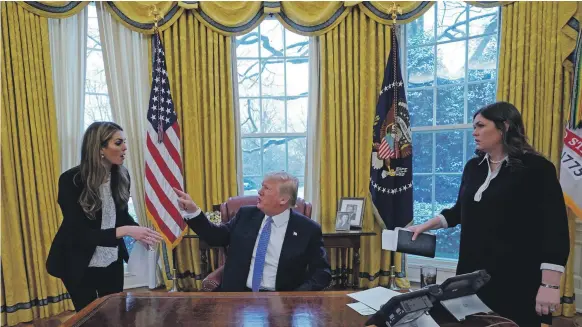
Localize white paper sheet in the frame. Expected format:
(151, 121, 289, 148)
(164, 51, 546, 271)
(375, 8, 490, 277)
(346, 302, 376, 316)
(347, 286, 401, 311)
(381, 229, 398, 251)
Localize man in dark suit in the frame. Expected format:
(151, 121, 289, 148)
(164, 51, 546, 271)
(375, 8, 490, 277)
(173, 171, 331, 292)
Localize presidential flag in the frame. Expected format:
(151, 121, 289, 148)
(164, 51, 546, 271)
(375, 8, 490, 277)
(145, 32, 187, 248)
(370, 28, 413, 231)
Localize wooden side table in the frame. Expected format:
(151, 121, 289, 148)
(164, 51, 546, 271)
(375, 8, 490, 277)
(323, 231, 376, 288)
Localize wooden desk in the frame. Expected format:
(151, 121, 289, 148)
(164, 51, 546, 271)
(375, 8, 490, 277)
(180, 231, 376, 289)
(63, 291, 506, 327)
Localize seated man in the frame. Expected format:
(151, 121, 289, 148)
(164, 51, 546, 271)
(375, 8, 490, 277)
(173, 171, 331, 292)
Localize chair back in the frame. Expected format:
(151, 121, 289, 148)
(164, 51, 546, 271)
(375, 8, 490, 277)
(219, 195, 312, 222)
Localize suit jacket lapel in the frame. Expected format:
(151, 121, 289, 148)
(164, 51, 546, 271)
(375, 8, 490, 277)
(244, 209, 265, 255)
(276, 210, 299, 287)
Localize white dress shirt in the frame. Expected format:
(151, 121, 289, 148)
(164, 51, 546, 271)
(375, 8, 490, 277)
(245, 209, 290, 290)
(435, 154, 564, 273)
(183, 208, 290, 290)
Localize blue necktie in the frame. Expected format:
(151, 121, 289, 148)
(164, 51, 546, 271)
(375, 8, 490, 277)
(252, 216, 273, 292)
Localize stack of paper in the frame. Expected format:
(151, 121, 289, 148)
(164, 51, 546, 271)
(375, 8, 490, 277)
(347, 286, 401, 311)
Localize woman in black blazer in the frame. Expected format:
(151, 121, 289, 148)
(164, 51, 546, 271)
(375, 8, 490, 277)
(46, 121, 162, 311)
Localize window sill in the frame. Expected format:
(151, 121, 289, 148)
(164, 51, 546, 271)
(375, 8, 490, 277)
(407, 256, 458, 284)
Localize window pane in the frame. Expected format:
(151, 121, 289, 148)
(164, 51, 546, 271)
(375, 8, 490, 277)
(262, 138, 287, 173)
(435, 130, 464, 173)
(468, 35, 498, 82)
(287, 97, 307, 133)
(236, 20, 309, 203)
(434, 175, 461, 209)
(262, 98, 285, 133)
(465, 129, 477, 162)
(237, 59, 260, 97)
(261, 59, 285, 96)
(406, 6, 435, 47)
(288, 137, 306, 176)
(434, 174, 462, 259)
(285, 30, 309, 57)
(296, 176, 305, 199)
(435, 226, 461, 259)
(85, 94, 112, 128)
(437, 2, 467, 42)
(407, 46, 434, 88)
(406, 2, 498, 261)
(467, 81, 496, 119)
(87, 6, 100, 49)
(413, 175, 433, 217)
(286, 58, 309, 97)
(260, 20, 284, 58)
(243, 176, 262, 195)
(412, 132, 433, 174)
(408, 89, 433, 127)
(239, 98, 260, 134)
(236, 27, 259, 58)
(469, 7, 498, 37)
(242, 138, 262, 176)
(86, 51, 108, 94)
(437, 41, 466, 85)
(436, 85, 464, 125)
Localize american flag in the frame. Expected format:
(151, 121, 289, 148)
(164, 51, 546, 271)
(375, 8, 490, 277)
(145, 32, 187, 247)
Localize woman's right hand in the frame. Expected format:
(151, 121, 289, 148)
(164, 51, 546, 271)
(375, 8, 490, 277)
(407, 224, 430, 241)
(407, 215, 446, 240)
(120, 226, 164, 246)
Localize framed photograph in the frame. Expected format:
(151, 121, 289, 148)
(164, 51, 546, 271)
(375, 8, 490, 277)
(335, 211, 354, 231)
(338, 197, 365, 228)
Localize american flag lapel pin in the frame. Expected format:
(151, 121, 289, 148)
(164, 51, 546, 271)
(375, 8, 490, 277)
(293, 231, 297, 236)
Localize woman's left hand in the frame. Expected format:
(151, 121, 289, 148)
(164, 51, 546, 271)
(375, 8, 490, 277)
(535, 286, 560, 315)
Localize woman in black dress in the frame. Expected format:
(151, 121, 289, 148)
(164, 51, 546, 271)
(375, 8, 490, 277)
(408, 102, 570, 326)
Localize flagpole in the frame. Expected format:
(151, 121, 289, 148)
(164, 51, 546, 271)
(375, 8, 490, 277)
(148, 4, 181, 292)
(389, 2, 405, 291)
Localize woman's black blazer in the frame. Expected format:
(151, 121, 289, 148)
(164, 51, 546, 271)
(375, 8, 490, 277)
(46, 166, 139, 284)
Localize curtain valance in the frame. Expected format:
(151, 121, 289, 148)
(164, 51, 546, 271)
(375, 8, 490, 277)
(18, 1, 529, 36)
(17, 1, 90, 18)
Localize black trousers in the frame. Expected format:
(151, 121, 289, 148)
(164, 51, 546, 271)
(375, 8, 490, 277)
(62, 258, 124, 312)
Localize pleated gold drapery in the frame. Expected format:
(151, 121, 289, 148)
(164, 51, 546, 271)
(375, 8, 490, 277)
(93, 1, 434, 36)
(157, 11, 238, 290)
(497, 1, 577, 165)
(0, 2, 74, 326)
(318, 8, 407, 289)
(496, 1, 580, 318)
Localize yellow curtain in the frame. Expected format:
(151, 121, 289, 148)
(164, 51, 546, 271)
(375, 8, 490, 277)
(497, 1, 574, 166)
(318, 8, 405, 289)
(497, 1, 579, 318)
(157, 11, 238, 290)
(1, 2, 74, 325)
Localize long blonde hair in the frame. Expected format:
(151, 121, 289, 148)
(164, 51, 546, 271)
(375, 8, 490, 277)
(77, 121, 130, 219)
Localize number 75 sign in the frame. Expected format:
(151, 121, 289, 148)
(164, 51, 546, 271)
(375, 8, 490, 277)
(561, 128, 582, 219)
(562, 128, 582, 179)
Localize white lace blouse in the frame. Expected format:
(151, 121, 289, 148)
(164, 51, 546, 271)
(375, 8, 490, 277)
(88, 177, 118, 267)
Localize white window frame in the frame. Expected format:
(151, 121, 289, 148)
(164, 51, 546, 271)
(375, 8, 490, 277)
(400, 5, 501, 281)
(236, 18, 309, 196)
